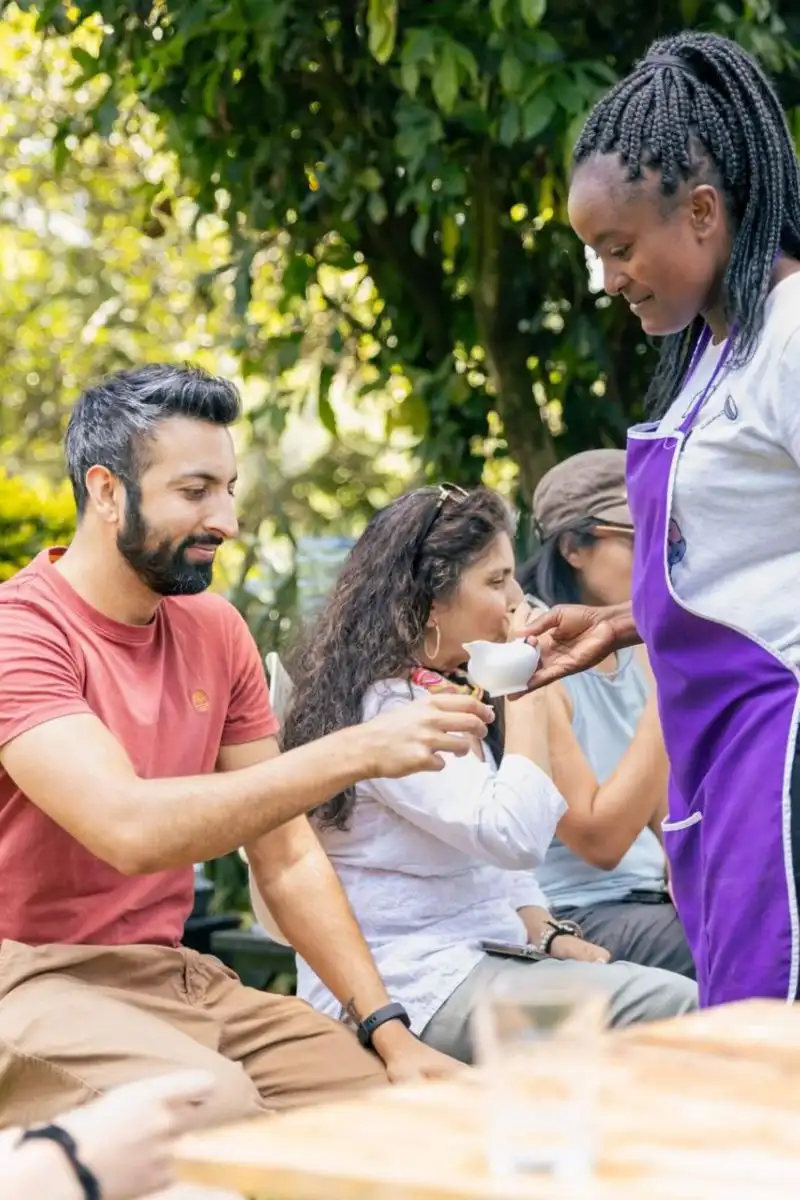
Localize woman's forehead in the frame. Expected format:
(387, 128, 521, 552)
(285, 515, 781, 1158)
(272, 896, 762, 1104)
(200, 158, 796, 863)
(569, 155, 661, 242)
(474, 532, 515, 569)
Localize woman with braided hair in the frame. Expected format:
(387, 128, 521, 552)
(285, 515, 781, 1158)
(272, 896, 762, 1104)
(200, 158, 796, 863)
(524, 31, 800, 1007)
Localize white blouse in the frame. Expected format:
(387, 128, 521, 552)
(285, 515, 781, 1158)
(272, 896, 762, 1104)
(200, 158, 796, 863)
(295, 679, 567, 1034)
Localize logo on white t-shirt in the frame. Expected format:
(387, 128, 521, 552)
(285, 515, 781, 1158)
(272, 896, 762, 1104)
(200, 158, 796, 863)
(667, 519, 687, 574)
(698, 391, 740, 432)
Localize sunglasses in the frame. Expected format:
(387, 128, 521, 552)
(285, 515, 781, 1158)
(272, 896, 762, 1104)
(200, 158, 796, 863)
(532, 515, 633, 543)
(411, 483, 469, 574)
(591, 522, 634, 539)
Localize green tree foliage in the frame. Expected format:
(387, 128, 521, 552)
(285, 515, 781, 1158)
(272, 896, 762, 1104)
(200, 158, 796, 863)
(0, 6, 416, 622)
(21, 0, 800, 497)
(0, 471, 75, 580)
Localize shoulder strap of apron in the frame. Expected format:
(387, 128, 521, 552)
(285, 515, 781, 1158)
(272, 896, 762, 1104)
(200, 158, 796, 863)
(678, 326, 734, 435)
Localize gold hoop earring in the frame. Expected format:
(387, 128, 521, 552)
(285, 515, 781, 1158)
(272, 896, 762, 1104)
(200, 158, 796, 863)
(423, 625, 441, 662)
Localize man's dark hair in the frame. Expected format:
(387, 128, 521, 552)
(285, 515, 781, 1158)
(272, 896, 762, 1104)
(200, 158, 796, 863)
(65, 363, 241, 513)
(573, 31, 800, 415)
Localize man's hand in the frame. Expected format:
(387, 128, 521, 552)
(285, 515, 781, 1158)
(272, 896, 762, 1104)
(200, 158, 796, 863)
(549, 935, 610, 964)
(359, 693, 494, 778)
(516, 603, 638, 691)
(371, 1022, 464, 1082)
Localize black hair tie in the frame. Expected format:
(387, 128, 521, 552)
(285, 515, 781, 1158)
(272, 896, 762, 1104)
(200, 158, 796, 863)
(644, 53, 699, 80)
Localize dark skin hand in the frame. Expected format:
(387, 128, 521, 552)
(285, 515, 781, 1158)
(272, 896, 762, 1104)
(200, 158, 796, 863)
(516, 602, 642, 691)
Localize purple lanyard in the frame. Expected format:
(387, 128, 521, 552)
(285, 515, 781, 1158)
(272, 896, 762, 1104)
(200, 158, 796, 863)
(677, 326, 734, 435)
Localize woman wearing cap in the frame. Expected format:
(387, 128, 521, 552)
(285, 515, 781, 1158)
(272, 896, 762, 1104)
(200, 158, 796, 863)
(525, 33, 800, 1008)
(517, 450, 694, 978)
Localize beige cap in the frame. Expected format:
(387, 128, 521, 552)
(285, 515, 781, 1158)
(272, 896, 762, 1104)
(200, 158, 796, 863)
(532, 449, 631, 539)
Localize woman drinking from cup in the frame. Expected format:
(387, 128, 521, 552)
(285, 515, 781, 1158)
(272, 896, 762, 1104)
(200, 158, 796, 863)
(275, 486, 696, 1063)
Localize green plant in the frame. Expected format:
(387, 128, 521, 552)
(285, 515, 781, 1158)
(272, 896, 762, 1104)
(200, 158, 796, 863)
(0, 470, 75, 581)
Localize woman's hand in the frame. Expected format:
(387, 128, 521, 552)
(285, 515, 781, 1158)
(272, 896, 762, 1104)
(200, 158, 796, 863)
(508, 597, 537, 640)
(515, 603, 639, 691)
(549, 935, 610, 964)
(374, 1024, 466, 1083)
(505, 601, 552, 711)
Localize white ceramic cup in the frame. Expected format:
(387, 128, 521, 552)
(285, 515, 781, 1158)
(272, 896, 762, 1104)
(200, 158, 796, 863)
(463, 639, 540, 696)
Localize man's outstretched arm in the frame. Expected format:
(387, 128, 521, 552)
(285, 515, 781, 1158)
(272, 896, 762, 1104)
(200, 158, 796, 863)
(223, 739, 460, 1082)
(1, 692, 491, 876)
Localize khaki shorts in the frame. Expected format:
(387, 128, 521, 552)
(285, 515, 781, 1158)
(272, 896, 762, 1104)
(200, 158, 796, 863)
(0, 940, 386, 1128)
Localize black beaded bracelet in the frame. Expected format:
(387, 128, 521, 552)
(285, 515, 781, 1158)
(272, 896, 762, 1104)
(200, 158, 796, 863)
(17, 1123, 101, 1200)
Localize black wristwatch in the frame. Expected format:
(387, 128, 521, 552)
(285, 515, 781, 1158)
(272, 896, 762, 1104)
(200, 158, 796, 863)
(356, 1002, 411, 1048)
(17, 1123, 101, 1200)
(539, 917, 584, 956)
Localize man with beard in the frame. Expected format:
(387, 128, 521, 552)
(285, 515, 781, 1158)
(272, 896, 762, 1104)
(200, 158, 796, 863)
(0, 364, 493, 1138)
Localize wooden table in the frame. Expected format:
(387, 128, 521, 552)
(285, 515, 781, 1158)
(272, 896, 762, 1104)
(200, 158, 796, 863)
(624, 996, 800, 1064)
(175, 1000, 800, 1199)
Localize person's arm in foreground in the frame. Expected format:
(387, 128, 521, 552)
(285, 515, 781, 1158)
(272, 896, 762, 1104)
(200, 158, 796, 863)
(0, 612, 492, 876)
(547, 684, 669, 869)
(518, 602, 642, 689)
(222, 738, 460, 1082)
(0, 1072, 240, 1200)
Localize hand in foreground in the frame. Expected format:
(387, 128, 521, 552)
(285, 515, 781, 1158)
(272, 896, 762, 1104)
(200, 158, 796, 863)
(372, 1022, 466, 1083)
(515, 604, 624, 690)
(548, 935, 611, 964)
(364, 693, 494, 777)
(57, 1070, 217, 1200)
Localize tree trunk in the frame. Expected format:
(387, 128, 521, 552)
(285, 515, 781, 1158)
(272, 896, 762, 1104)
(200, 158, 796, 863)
(470, 156, 557, 498)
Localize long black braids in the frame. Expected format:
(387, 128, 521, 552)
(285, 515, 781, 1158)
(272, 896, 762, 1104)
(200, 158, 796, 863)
(573, 32, 800, 415)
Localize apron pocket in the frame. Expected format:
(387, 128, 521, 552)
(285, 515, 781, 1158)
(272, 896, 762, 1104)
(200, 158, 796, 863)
(660, 810, 704, 986)
(662, 811, 703, 832)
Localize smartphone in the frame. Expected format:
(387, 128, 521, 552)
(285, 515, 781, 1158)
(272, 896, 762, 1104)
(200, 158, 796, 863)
(479, 938, 547, 962)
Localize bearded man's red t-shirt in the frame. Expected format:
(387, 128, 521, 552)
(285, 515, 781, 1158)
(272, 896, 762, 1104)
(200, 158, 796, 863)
(0, 549, 279, 946)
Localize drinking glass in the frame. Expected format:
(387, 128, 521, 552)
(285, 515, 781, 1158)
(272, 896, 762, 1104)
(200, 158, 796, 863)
(471, 973, 608, 1183)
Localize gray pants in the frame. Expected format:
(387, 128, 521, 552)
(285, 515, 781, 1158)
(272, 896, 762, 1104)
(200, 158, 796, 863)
(554, 898, 696, 980)
(420, 954, 698, 1065)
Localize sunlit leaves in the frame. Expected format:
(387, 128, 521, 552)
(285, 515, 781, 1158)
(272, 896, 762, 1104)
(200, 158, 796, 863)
(367, 0, 397, 65)
(21, 0, 800, 507)
(0, 470, 74, 581)
(521, 0, 548, 27)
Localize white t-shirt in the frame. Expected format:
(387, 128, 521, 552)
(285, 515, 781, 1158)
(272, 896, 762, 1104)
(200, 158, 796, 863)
(655, 272, 800, 668)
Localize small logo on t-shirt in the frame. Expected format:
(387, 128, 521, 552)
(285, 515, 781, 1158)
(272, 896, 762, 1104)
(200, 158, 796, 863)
(698, 391, 739, 432)
(667, 519, 687, 574)
(191, 689, 210, 713)
(723, 394, 738, 421)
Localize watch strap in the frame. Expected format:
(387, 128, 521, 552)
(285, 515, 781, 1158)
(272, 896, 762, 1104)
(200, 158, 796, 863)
(17, 1123, 101, 1200)
(356, 1002, 411, 1048)
(539, 918, 584, 956)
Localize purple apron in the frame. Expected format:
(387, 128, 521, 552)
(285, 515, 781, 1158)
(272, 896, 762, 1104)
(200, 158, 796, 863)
(627, 331, 800, 1006)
